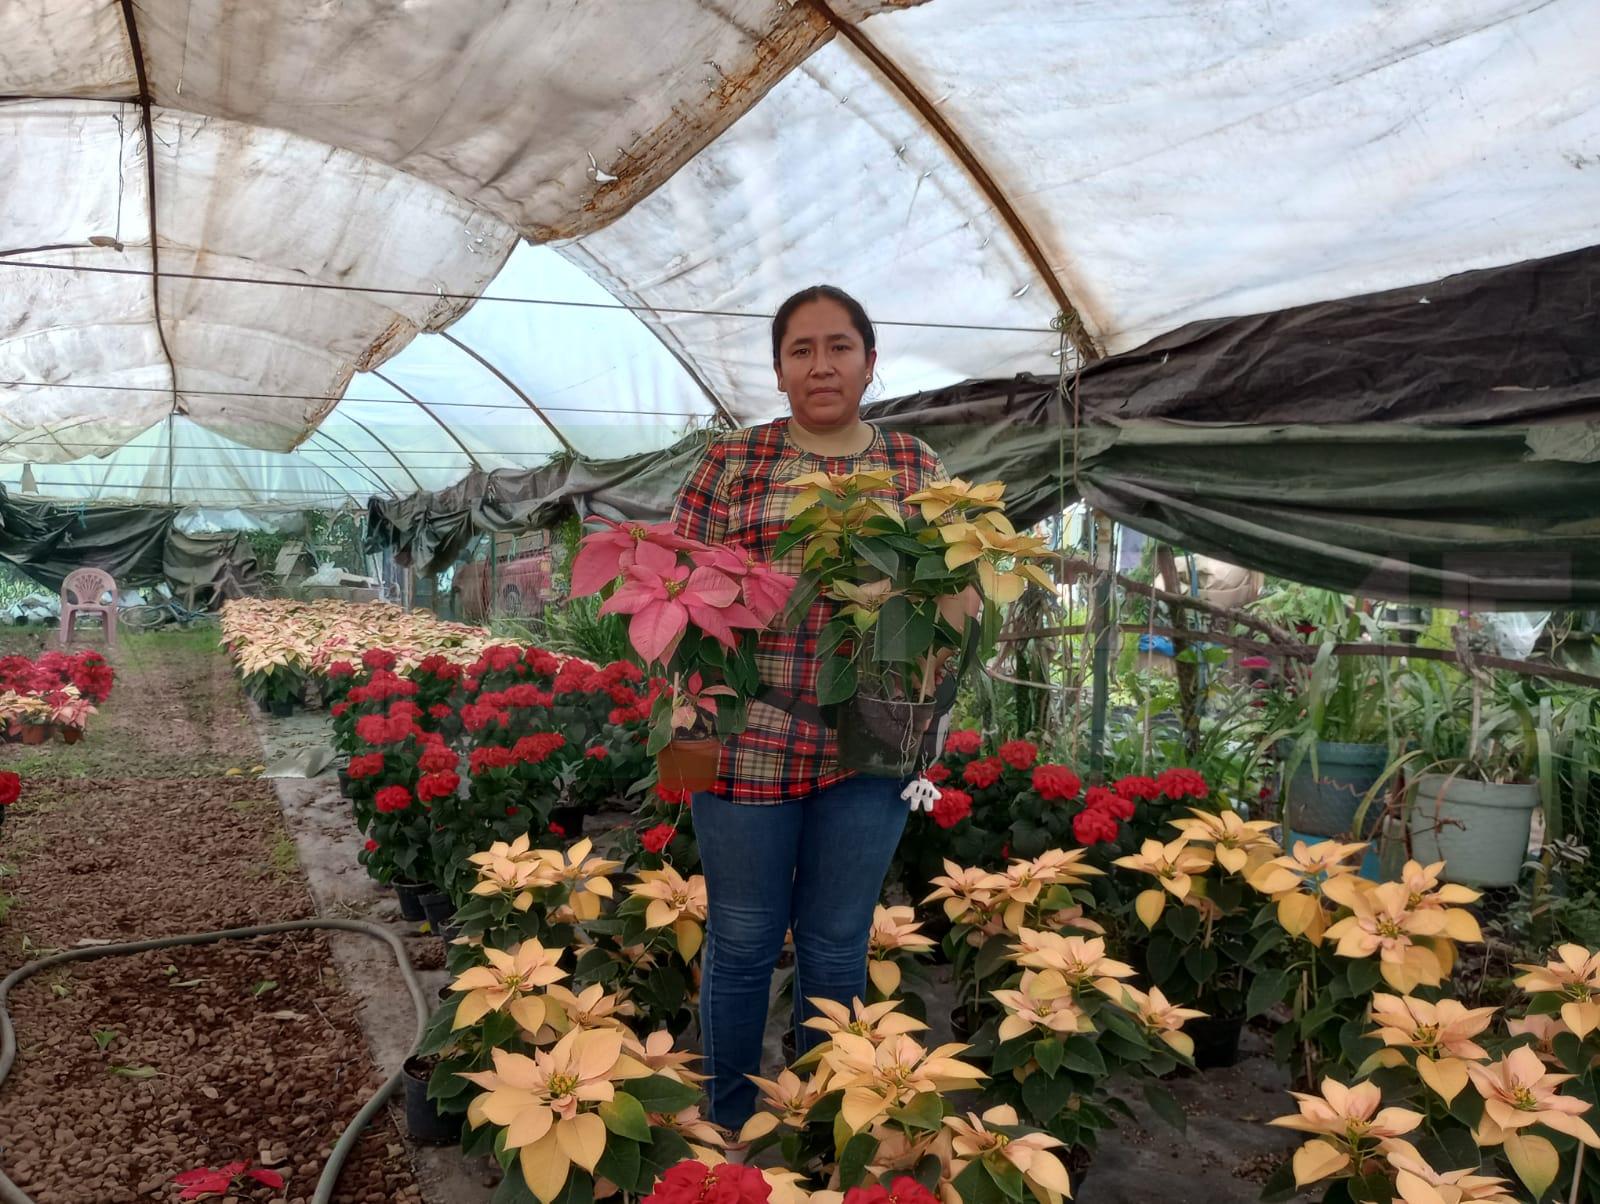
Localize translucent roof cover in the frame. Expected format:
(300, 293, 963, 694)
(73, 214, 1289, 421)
(1, 0, 1596, 507)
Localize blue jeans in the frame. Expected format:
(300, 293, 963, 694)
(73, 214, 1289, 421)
(692, 776, 908, 1127)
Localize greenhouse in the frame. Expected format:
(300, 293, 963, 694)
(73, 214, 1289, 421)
(2, 3, 1599, 1204)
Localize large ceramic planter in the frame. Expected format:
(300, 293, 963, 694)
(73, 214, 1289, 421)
(1408, 773, 1540, 887)
(835, 694, 947, 777)
(1283, 740, 1390, 838)
(657, 736, 721, 794)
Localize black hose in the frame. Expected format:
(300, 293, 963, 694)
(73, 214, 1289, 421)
(0, 918, 432, 1204)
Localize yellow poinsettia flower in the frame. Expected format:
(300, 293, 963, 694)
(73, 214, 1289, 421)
(1113, 837, 1215, 927)
(1107, 983, 1207, 1058)
(1322, 878, 1455, 993)
(803, 997, 927, 1047)
(542, 982, 637, 1036)
(824, 1030, 985, 1132)
(1506, 1014, 1574, 1066)
(944, 1105, 1074, 1204)
(627, 866, 708, 961)
(1168, 808, 1281, 874)
(1514, 944, 1600, 1037)
(1367, 993, 1495, 1103)
(1381, 1140, 1519, 1204)
(993, 969, 1093, 1043)
(1269, 1077, 1423, 1188)
(1467, 1045, 1600, 1148)
(868, 905, 935, 996)
(538, 837, 620, 922)
(738, 1065, 836, 1141)
(783, 468, 901, 516)
(904, 478, 1007, 522)
(450, 940, 567, 1030)
(1248, 839, 1368, 945)
(1011, 929, 1135, 991)
(923, 860, 1010, 926)
(460, 1028, 625, 1203)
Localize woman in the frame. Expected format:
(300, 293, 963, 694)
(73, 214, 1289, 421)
(672, 285, 946, 1128)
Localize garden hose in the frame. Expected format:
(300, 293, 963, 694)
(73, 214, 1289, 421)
(0, 918, 432, 1204)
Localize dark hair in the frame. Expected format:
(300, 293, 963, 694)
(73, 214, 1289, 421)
(771, 285, 876, 363)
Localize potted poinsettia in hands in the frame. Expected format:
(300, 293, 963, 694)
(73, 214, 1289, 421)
(777, 472, 1054, 776)
(568, 517, 794, 791)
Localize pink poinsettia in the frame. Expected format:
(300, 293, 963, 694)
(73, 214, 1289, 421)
(691, 544, 796, 625)
(600, 561, 758, 665)
(569, 517, 690, 598)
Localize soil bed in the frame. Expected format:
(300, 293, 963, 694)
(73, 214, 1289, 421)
(0, 629, 423, 1204)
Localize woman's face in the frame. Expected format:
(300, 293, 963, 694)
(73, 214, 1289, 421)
(774, 298, 876, 432)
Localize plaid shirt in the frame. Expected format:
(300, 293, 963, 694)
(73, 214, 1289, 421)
(672, 418, 945, 804)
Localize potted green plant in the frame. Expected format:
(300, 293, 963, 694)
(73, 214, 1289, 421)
(777, 472, 1053, 776)
(1258, 596, 1404, 842)
(1398, 663, 1544, 887)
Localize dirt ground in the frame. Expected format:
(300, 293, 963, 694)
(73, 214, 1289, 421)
(0, 627, 424, 1204)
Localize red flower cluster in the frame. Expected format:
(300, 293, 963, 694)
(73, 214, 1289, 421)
(1073, 807, 1120, 845)
(1113, 775, 1160, 801)
(1031, 764, 1081, 801)
(469, 745, 517, 775)
(1157, 767, 1208, 799)
(417, 771, 461, 803)
(330, 701, 349, 718)
(585, 745, 608, 761)
(997, 739, 1038, 770)
(1084, 786, 1135, 821)
(345, 673, 418, 705)
(640, 823, 677, 853)
(460, 703, 510, 733)
(944, 729, 983, 757)
(526, 648, 563, 677)
(326, 660, 355, 679)
(0, 771, 20, 807)
(654, 785, 691, 807)
(931, 786, 973, 829)
(415, 654, 463, 681)
(0, 649, 116, 704)
(962, 756, 1003, 790)
(843, 1177, 941, 1204)
(512, 732, 567, 765)
(355, 713, 419, 746)
(418, 745, 459, 774)
(922, 762, 951, 784)
(374, 785, 412, 813)
(363, 838, 378, 853)
(554, 660, 602, 695)
(360, 648, 397, 672)
(347, 752, 386, 779)
(428, 703, 454, 721)
(644, 1160, 770, 1204)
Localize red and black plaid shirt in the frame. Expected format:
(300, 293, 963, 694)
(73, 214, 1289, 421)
(671, 418, 945, 804)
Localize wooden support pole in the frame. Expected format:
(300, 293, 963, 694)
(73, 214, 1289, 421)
(1087, 511, 1115, 782)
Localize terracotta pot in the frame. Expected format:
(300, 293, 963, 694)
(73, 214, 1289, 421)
(657, 736, 722, 794)
(61, 727, 83, 745)
(20, 724, 50, 746)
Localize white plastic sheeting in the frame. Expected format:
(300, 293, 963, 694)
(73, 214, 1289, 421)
(1, 0, 1597, 507)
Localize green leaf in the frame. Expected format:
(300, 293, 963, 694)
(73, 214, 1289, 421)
(551, 1171, 594, 1204)
(990, 1037, 1034, 1075)
(1258, 1158, 1299, 1204)
(1020, 1068, 1073, 1125)
(599, 1092, 652, 1143)
(624, 1074, 700, 1114)
(854, 538, 900, 580)
(1032, 1039, 1064, 1078)
(816, 655, 859, 706)
(594, 1134, 643, 1195)
(873, 596, 934, 664)
(888, 1091, 945, 1133)
(952, 1160, 1007, 1204)
(1344, 958, 1383, 998)
(1165, 906, 1200, 942)
(490, 1168, 541, 1204)
(1060, 1037, 1106, 1076)
(985, 1155, 1027, 1202)
(914, 554, 952, 582)
(1182, 945, 1218, 984)
(838, 1131, 880, 1190)
(1143, 1081, 1187, 1133)
(109, 1064, 158, 1079)
(1246, 969, 1293, 1019)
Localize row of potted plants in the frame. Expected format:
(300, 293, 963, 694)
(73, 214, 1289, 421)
(0, 649, 114, 743)
(220, 597, 499, 715)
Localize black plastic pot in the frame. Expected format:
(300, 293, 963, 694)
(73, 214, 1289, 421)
(393, 880, 429, 922)
(269, 698, 295, 718)
(835, 694, 947, 777)
(1187, 1013, 1245, 1070)
(436, 918, 465, 953)
(419, 890, 453, 930)
(548, 804, 586, 840)
(336, 766, 352, 799)
(403, 1057, 463, 1145)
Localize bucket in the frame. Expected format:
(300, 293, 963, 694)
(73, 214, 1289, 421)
(835, 695, 945, 777)
(402, 1057, 463, 1145)
(1283, 741, 1390, 838)
(657, 737, 721, 793)
(1408, 773, 1540, 887)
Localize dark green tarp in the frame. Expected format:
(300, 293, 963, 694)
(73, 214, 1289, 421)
(0, 487, 258, 599)
(365, 244, 1600, 607)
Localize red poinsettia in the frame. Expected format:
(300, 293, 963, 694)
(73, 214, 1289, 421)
(640, 823, 677, 854)
(0, 771, 19, 807)
(644, 1160, 769, 1204)
(844, 1177, 941, 1204)
(172, 1161, 284, 1200)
